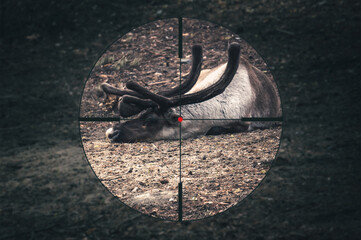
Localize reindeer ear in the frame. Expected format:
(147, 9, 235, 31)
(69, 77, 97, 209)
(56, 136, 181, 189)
(117, 98, 143, 117)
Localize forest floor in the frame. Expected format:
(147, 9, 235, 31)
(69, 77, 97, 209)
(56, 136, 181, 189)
(81, 121, 281, 221)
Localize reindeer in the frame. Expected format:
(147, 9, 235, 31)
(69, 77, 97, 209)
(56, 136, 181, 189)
(100, 43, 281, 143)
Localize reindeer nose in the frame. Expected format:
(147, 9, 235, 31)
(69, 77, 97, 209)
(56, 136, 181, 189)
(108, 130, 119, 139)
(106, 128, 120, 141)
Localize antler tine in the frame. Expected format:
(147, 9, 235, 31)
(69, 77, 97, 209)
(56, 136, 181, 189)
(118, 95, 157, 117)
(168, 43, 241, 106)
(100, 83, 144, 98)
(126, 81, 173, 109)
(122, 95, 158, 108)
(159, 45, 203, 96)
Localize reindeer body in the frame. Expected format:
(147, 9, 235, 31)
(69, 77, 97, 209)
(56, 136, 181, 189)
(102, 44, 281, 142)
(183, 61, 253, 119)
(154, 59, 280, 140)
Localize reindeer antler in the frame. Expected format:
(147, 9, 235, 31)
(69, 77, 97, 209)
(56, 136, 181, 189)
(158, 44, 203, 96)
(102, 45, 202, 98)
(115, 45, 203, 117)
(100, 83, 144, 98)
(102, 45, 203, 117)
(126, 43, 241, 111)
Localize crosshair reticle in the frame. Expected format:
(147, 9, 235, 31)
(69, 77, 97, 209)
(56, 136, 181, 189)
(79, 18, 282, 221)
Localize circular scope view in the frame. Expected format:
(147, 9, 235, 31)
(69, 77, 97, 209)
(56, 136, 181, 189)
(79, 18, 282, 221)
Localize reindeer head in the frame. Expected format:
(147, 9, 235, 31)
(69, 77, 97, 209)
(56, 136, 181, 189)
(102, 43, 241, 143)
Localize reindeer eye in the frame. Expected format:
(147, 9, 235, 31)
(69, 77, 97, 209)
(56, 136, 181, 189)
(171, 115, 179, 122)
(163, 110, 180, 123)
(165, 114, 180, 125)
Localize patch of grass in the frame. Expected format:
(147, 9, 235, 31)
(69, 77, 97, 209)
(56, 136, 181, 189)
(95, 55, 115, 67)
(113, 56, 141, 71)
(113, 57, 128, 70)
(130, 57, 141, 66)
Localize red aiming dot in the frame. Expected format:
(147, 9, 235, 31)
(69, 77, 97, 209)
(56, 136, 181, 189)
(178, 116, 183, 122)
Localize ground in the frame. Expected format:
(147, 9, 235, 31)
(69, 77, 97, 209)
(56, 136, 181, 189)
(0, 1, 360, 239)
(81, 122, 281, 221)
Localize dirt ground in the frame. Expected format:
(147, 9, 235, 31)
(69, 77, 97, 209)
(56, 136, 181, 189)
(1, 1, 360, 240)
(81, 122, 281, 221)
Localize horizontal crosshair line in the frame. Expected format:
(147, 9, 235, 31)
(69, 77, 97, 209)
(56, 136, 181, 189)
(243, 117, 282, 121)
(79, 117, 120, 121)
(182, 117, 283, 121)
(79, 117, 283, 122)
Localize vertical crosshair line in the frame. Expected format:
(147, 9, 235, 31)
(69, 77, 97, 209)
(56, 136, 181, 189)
(178, 16, 183, 222)
(178, 17, 183, 59)
(178, 16, 183, 119)
(178, 121, 183, 222)
(179, 61, 182, 185)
